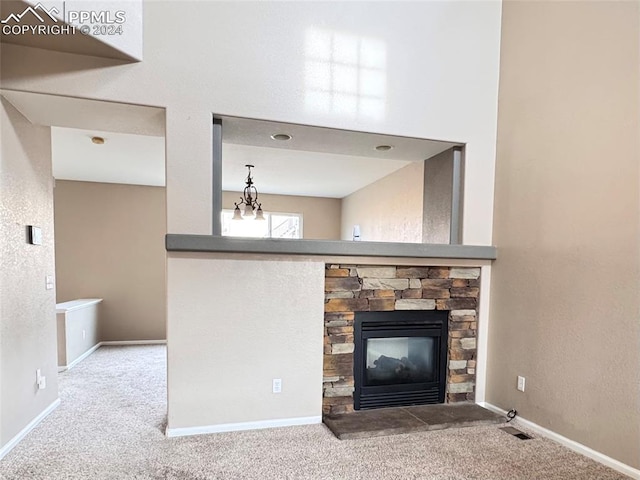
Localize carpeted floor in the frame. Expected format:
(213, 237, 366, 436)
(0, 346, 628, 479)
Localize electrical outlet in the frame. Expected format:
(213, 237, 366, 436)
(272, 378, 282, 394)
(517, 376, 526, 392)
(45, 275, 54, 290)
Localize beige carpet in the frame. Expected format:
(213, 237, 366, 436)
(0, 346, 628, 479)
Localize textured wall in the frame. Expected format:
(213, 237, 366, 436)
(54, 180, 166, 341)
(1, 1, 502, 435)
(167, 256, 324, 430)
(0, 99, 59, 448)
(423, 150, 454, 244)
(341, 161, 424, 242)
(222, 191, 341, 240)
(488, 1, 640, 468)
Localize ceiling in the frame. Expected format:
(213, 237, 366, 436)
(220, 115, 460, 161)
(1, 90, 165, 136)
(220, 115, 461, 198)
(52, 127, 165, 187)
(1, 90, 167, 187)
(223, 144, 410, 198)
(1, 91, 462, 196)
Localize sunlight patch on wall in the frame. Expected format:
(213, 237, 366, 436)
(304, 27, 387, 121)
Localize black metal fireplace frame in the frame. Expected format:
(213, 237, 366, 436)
(354, 310, 448, 410)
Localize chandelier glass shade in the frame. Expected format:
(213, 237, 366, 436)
(233, 164, 265, 220)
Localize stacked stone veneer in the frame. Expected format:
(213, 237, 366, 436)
(323, 265, 480, 415)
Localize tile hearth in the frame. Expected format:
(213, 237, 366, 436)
(323, 403, 504, 440)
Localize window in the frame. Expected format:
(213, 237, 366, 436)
(221, 210, 302, 239)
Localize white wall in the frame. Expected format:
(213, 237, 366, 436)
(60, 0, 143, 60)
(21, 0, 143, 61)
(56, 302, 100, 368)
(1, 1, 502, 432)
(1, 1, 502, 243)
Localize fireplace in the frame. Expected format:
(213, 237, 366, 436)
(323, 264, 479, 416)
(354, 310, 448, 409)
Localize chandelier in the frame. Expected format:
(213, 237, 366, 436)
(233, 164, 265, 220)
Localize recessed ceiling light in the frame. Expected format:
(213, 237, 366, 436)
(271, 133, 292, 141)
(375, 145, 393, 151)
(91, 136, 105, 145)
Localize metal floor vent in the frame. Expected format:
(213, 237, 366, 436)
(500, 426, 533, 440)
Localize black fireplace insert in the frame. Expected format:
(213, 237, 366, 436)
(354, 310, 448, 410)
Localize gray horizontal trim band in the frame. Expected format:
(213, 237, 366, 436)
(166, 235, 497, 260)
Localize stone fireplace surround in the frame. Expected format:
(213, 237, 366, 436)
(323, 265, 479, 416)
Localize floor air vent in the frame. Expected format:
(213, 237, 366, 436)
(500, 426, 533, 440)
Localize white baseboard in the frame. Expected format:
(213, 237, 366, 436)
(7, 340, 166, 457)
(479, 402, 640, 479)
(165, 415, 322, 438)
(0, 398, 60, 461)
(58, 343, 102, 372)
(58, 340, 166, 372)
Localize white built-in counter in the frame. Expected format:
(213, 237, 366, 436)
(56, 298, 102, 371)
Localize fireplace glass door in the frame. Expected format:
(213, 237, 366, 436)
(365, 336, 436, 386)
(354, 310, 448, 410)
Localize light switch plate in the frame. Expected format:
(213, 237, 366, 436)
(28, 226, 42, 245)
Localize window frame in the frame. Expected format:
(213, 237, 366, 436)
(220, 209, 304, 239)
